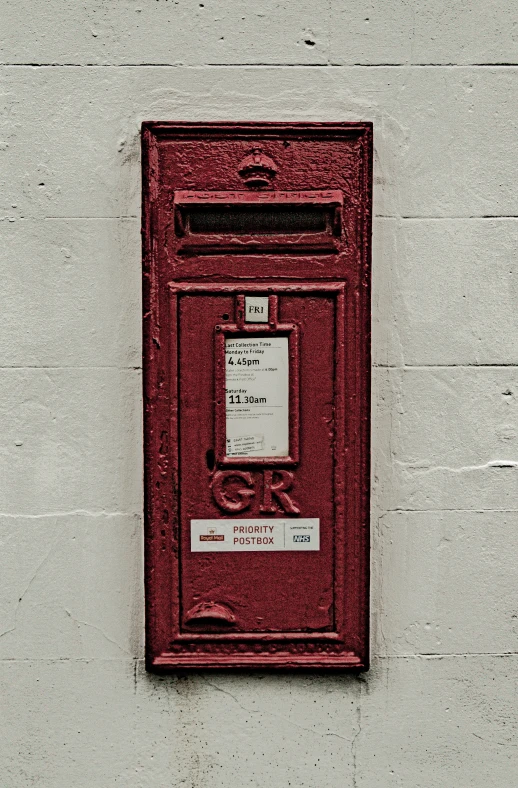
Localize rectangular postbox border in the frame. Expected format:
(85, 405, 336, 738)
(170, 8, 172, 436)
(142, 122, 372, 671)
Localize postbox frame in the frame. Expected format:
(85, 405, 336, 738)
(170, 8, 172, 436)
(142, 121, 372, 671)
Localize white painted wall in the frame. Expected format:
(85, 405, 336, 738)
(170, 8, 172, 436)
(1, 2, 517, 785)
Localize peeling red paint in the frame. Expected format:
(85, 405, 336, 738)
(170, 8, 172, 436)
(142, 122, 372, 670)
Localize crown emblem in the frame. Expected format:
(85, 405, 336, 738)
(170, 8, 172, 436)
(238, 147, 278, 188)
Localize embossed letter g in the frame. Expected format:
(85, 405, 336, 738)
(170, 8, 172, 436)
(211, 470, 256, 513)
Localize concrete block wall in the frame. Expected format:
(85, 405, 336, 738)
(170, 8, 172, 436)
(1, 2, 517, 785)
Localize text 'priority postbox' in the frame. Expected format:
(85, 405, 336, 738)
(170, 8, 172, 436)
(142, 122, 372, 669)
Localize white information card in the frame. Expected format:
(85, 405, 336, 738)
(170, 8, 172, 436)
(225, 336, 289, 457)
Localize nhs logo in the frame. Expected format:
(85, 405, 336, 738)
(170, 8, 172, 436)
(286, 521, 319, 550)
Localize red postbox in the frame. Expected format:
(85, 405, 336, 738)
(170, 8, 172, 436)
(142, 122, 372, 670)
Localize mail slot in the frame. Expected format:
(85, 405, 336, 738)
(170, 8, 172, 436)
(142, 122, 372, 670)
(173, 190, 343, 255)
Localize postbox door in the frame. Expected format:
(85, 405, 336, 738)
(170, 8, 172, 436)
(176, 284, 345, 634)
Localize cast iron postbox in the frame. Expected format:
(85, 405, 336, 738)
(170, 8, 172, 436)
(143, 122, 372, 670)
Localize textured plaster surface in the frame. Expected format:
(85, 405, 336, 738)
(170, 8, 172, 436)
(1, 0, 517, 785)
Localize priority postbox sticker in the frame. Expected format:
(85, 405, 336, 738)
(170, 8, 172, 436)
(190, 519, 319, 552)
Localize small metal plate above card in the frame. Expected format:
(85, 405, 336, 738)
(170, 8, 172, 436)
(245, 296, 269, 323)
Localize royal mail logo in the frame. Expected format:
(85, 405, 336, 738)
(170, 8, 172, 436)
(200, 527, 225, 542)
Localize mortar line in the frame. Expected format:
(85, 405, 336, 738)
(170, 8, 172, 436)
(1, 653, 517, 664)
(0, 510, 141, 519)
(0, 361, 513, 372)
(373, 363, 518, 368)
(7, 215, 515, 221)
(209, 62, 518, 68)
(377, 653, 518, 658)
(43, 216, 138, 220)
(0, 365, 142, 370)
(379, 508, 518, 513)
(376, 215, 518, 220)
(0, 657, 140, 663)
(2, 62, 518, 68)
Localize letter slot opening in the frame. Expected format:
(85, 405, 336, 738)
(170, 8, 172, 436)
(173, 189, 343, 255)
(186, 205, 329, 234)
